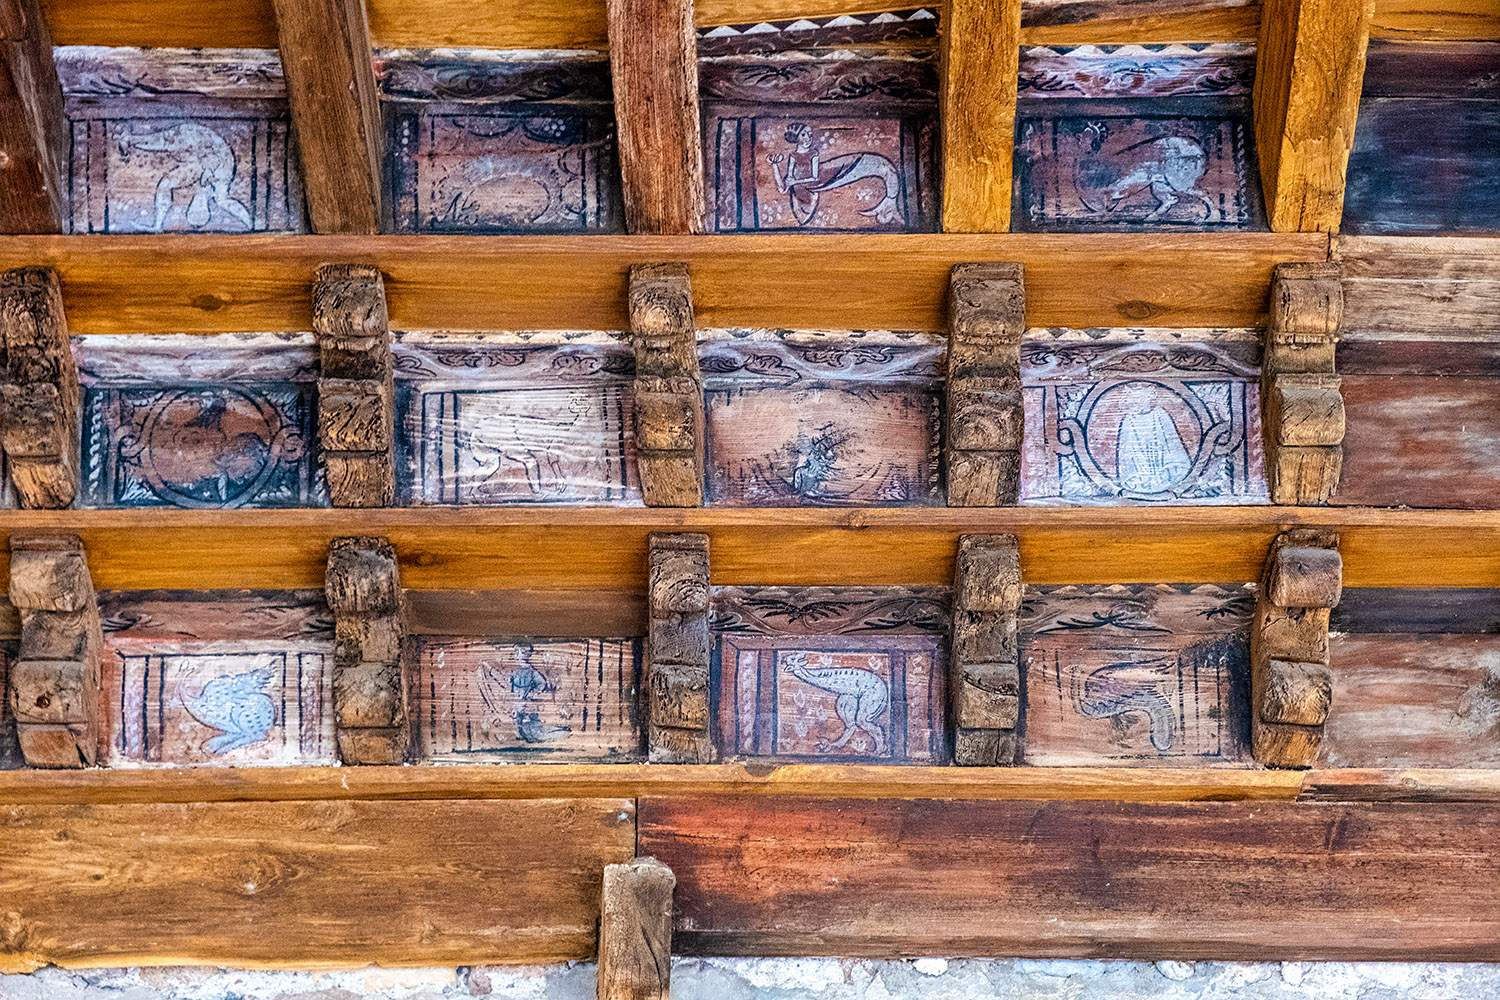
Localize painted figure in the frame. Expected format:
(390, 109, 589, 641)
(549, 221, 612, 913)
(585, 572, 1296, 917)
(767, 122, 902, 226)
(176, 667, 277, 754)
(1100, 135, 1211, 222)
(480, 643, 571, 744)
(463, 391, 596, 497)
(1075, 661, 1176, 751)
(121, 122, 254, 232)
(1114, 385, 1193, 492)
(783, 650, 890, 754)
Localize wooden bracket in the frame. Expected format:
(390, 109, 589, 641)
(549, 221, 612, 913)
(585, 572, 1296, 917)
(1263, 262, 1344, 504)
(947, 262, 1024, 506)
(314, 264, 395, 507)
(8, 534, 100, 767)
(0, 0, 67, 233)
(630, 264, 704, 507)
(597, 856, 674, 1000)
(646, 533, 714, 763)
(951, 534, 1022, 765)
(1251, 528, 1341, 768)
(326, 536, 409, 764)
(0, 267, 78, 508)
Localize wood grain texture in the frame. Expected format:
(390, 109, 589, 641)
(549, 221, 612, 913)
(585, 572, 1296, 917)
(1334, 235, 1500, 336)
(1254, 0, 1375, 232)
(598, 857, 674, 1000)
(1020, 0, 1262, 42)
(0, 267, 78, 508)
(607, 0, 703, 234)
(326, 536, 408, 764)
(941, 0, 1022, 233)
(1370, 0, 1500, 40)
(0, 797, 634, 971)
(0, 233, 1328, 335)
(0, 508, 1494, 591)
(947, 262, 1024, 506)
(641, 795, 1500, 959)
(313, 264, 394, 506)
(0, 0, 65, 233)
(271, 0, 382, 233)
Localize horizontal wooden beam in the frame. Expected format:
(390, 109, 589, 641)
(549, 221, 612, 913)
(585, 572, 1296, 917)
(0, 233, 1325, 334)
(1, 763, 1497, 806)
(0, 507, 1495, 590)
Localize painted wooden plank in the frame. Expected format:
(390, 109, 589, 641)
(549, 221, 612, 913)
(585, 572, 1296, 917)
(640, 795, 1500, 959)
(0, 0, 66, 233)
(0, 797, 634, 970)
(1335, 235, 1500, 336)
(942, 0, 1022, 232)
(1332, 587, 1500, 634)
(0, 233, 1329, 335)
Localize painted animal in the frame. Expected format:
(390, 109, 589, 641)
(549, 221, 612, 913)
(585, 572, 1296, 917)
(783, 651, 890, 754)
(1075, 662, 1176, 751)
(122, 122, 254, 232)
(1100, 135, 1211, 222)
(176, 667, 277, 754)
(462, 391, 595, 497)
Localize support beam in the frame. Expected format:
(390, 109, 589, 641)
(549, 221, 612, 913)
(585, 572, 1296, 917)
(645, 533, 714, 763)
(1254, 0, 1375, 232)
(950, 534, 1022, 765)
(606, 0, 705, 234)
(947, 262, 1024, 506)
(940, 0, 1023, 232)
(326, 536, 409, 764)
(0, 0, 64, 233)
(1251, 529, 1340, 768)
(598, 857, 674, 1000)
(1262, 261, 1344, 504)
(630, 264, 703, 507)
(270, 0, 383, 233)
(8, 534, 100, 768)
(313, 264, 395, 506)
(0, 267, 78, 508)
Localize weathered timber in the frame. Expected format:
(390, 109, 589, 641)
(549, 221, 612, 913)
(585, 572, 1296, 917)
(326, 536, 408, 764)
(641, 795, 1500, 960)
(941, 0, 1022, 233)
(0, 797, 636, 970)
(313, 265, 394, 507)
(0, 0, 64, 233)
(951, 534, 1022, 765)
(1262, 262, 1344, 504)
(630, 264, 703, 507)
(947, 263, 1024, 506)
(270, 0, 383, 233)
(1252, 528, 1340, 768)
(606, 0, 703, 234)
(7, 534, 99, 767)
(646, 533, 714, 763)
(598, 857, 674, 1000)
(1254, 0, 1375, 231)
(0, 267, 76, 508)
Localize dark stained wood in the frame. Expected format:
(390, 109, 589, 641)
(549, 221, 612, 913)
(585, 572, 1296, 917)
(0, 267, 77, 508)
(313, 264, 394, 506)
(270, 0, 383, 233)
(407, 590, 645, 637)
(598, 857, 674, 1000)
(947, 263, 1024, 507)
(941, 0, 1022, 233)
(641, 795, 1500, 960)
(630, 264, 703, 507)
(0, 797, 635, 971)
(951, 535, 1020, 765)
(1333, 587, 1500, 633)
(326, 536, 408, 764)
(646, 533, 713, 763)
(0, 0, 65, 233)
(606, 0, 703, 234)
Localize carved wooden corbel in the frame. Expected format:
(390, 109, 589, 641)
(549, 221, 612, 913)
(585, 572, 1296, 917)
(8, 535, 100, 767)
(0, 267, 79, 508)
(1263, 262, 1344, 504)
(326, 536, 409, 764)
(598, 856, 675, 1000)
(630, 264, 703, 507)
(313, 264, 394, 507)
(1251, 528, 1341, 768)
(951, 534, 1022, 764)
(645, 532, 714, 762)
(947, 262, 1024, 506)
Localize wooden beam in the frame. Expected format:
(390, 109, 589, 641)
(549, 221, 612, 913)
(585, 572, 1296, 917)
(1020, 0, 1262, 42)
(325, 536, 409, 764)
(0, 266, 78, 508)
(1370, 0, 1500, 40)
(642, 796, 1500, 960)
(270, 0, 383, 233)
(941, 0, 1022, 232)
(0, 0, 65, 233)
(606, 0, 704, 234)
(946, 262, 1024, 506)
(0, 233, 1330, 335)
(646, 534, 713, 763)
(630, 264, 704, 506)
(1262, 261, 1345, 504)
(0, 797, 635, 971)
(1254, 0, 1375, 232)
(313, 264, 395, 506)
(950, 534, 1022, 765)
(598, 858, 675, 1000)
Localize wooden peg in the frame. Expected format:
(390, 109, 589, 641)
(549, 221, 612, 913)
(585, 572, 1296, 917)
(313, 265, 394, 507)
(646, 533, 713, 762)
(1263, 263, 1344, 504)
(8, 535, 100, 767)
(326, 536, 409, 764)
(1251, 528, 1340, 768)
(951, 534, 1022, 765)
(598, 856, 674, 1000)
(0, 267, 78, 508)
(630, 265, 703, 507)
(947, 263, 1024, 506)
